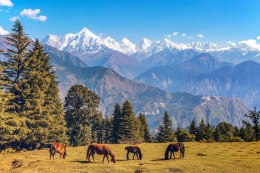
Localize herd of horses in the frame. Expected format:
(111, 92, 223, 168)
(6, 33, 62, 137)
(49, 142, 185, 163)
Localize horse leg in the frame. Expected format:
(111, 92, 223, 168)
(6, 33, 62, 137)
(127, 151, 129, 160)
(133, 152, 136, 160)
(102, 154, 106, 163)
(169, 151, 172, 159)
(173, 152, 175, 159)
(106, 154, 109, 163)
(92, 151, 95, 162)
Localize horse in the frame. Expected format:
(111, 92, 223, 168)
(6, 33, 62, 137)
(49, 142, 67, 160)
(164, 142, 185, 160)
(125, 146, 143, 160)
(86, 143, 116, 163)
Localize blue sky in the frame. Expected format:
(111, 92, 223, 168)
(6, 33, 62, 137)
(1, 0, 260, 43)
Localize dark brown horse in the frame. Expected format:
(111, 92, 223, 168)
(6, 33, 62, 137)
(125, 146, 143, 160)
(164, 142, 185, 160)
(49, 142, 67, 160)
(86, 143, 116, 163)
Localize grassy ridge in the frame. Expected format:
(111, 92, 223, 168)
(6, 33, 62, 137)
(0, 142, 260, 173)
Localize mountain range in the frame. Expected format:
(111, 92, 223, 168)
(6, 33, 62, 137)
(1, 31, 257, 131)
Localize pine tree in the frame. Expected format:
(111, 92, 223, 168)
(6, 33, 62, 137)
(205, 122, 214, 140)
(156, 111, 176, 143)
(195, 119, 207, 141)
(176, 128, 195, 142)
(111, 103, 122, 143)
(0, 51, 28, 150)
(118, 100, 138, 143)
(189, 120, 196, 135)
(103, 115, 112, 144)
(90, 111, 103, 143)
(2, 20, 30, 113)
(21, 39, 51, 147)
(138, 113, 151, 142)
(65, 84, 100, 146)
(240, 121, 255, 142)
(245, 106, 260, 141)
(213, 122, 235, 142)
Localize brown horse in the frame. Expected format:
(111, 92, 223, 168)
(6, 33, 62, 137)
(49, 142, 67, 160)
(86, 143, 116, 163)
(125, 146, 143, 160)
(164, 142, 185, 160)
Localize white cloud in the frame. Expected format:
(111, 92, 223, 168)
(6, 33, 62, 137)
(10, 16, 19, 22)
(239, 39, 260, 50)
(0, 0, 13, 7)
(197, 34, 204, 38)
(172, 32, 178, 36)
(257, 36, 260, 40)
(0, 26, 9, 35)
(181, 33, 186, 37)
(20, 8, 47, 22)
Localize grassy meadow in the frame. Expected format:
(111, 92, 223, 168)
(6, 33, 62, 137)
(0, 142, 260, 173)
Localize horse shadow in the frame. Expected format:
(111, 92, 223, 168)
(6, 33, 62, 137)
(70, 160, 92, 164)
(150, 158, 165, 161)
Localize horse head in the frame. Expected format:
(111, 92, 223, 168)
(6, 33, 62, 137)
(111, 154, 116, 163)
(139, 152, 143, 160)
(63, 148, 67, 159)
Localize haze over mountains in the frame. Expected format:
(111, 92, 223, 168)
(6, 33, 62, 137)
(2, 27, 260, 130)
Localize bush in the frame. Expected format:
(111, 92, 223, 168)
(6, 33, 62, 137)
(230, 136, 244, 142)
(0, 148, 16, 155)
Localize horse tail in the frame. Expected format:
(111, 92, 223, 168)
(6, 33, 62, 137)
(164, 145, 170, 160)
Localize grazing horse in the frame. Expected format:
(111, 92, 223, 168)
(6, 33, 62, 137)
(49, 142, 67, 160)
(164, 142, 185, 160)
(86, 143, 116, 163)
(125, 146, 143, 160)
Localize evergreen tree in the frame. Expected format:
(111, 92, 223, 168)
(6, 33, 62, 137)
(65, 84, 100, 146)
(189, 120, 197, 135)
(0, 50, 28, 150)
(118, 100, 138, 142)
(240, 121, 255, 142)
(205, 122, 214, 140)
(245, 106, 260, 141)
(213, 122, 235, 142)
(138, 113, 151, 142)
(176, 128, 195, 142)
(2, 20, 30, 113)
(195, 119, 207, 141)
(90, 111, 103, 143)
(156, 111, 176, 143)
(103, 115, 112, 144)
(21, 39, 52, 147)
(111, 103, 122, 143)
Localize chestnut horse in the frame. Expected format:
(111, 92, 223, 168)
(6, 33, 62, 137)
(49, 142, 67, 160)
(125, 146, 143, 160)
(86, 143, 116, 163)
(164, 142, 185, 160)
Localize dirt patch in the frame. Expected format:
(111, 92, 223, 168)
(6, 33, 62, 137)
(167, 168, 183, 173)
(197, 153, 207, 156)
(256, 151, 260, 154)
(11, 159, 23, 169)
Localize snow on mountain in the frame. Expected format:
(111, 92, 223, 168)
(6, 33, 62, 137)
(42, 27, 260, 57)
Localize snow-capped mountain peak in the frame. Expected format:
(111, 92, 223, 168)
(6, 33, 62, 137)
(42, 27, 260, 57)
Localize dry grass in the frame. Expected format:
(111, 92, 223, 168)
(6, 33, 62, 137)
(0, 142, 260, 173)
